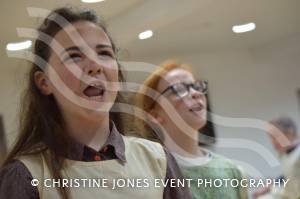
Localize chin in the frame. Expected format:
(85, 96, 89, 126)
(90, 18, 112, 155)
(80, 108, 108, 123)
(199, 119, 207, 127)
(184, 119, 206, 131)
(195, 122, 207, 130)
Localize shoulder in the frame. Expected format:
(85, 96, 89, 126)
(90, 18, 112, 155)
(210, 152, 236, 167)
(0, 159, 30, 178)
(209, 152, 246, 177)
(123, 135, 165, 156)
(208, 152, 245, 173)
(0, 160, 39, 198)
(0, 159, 35, 181)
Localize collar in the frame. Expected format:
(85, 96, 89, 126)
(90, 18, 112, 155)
(42, 121, 126, 162)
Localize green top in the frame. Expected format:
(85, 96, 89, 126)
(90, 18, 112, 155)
(180, 153, 248, 199)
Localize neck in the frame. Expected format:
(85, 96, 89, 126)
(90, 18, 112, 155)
(63, 112, 110, 151)
(163, 122, 205, 157)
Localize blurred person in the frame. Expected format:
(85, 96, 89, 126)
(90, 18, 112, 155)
(253, 116, 300, 199)
(135, 60, 248, 199)
(269, 117, 300, 199)
(268, 117, 299, 178)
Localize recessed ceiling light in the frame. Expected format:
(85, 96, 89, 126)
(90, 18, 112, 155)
(139, 30, 153, 40)
(6, 40, 32, 51)
(232, 22, 256, 33)
(81, 0, 105, 3)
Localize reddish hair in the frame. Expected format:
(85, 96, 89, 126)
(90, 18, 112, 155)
(134, 60, 193, 142)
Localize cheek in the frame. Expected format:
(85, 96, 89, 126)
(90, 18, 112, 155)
(203, 96, 207, 106)
(48, 62, 82, 97)
(167, 98, 187, 117)
(109, 68, 119, 82)
(171, 98, 187, 112)
(105, 61, 119, 81)
(59, 67, 81, 90)
(104, 64, 119, 92)
(174, 100, 184, 110)
(271, 138, 280, 148)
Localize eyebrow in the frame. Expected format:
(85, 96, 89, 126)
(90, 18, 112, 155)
(61, 44, 113, 55)
(60, 46, 81, 56)
(96, 44, 113, 50)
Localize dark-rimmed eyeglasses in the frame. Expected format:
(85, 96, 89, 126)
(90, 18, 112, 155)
(157, 80, 208, 100)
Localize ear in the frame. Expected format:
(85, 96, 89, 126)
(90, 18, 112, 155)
(149, 108, 165, 124)
(34, 71, 52, 95)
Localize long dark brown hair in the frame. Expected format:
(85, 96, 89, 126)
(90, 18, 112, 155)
(2, 7, 125, 199)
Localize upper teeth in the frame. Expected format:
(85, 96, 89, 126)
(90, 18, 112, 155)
(90, 83, 102, 88)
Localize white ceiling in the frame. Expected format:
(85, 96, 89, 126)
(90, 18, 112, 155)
(113, 0, 300, 58)
(0, 0, 142, 58)
(1, 0, 300, 62)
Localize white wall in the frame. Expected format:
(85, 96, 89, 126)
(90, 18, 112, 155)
(0, 57, 30, 147)
(123, 34, 300, 178)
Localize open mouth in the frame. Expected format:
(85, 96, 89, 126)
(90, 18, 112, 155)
(189, 104, 204, 112)
(83, 83, 106, 98)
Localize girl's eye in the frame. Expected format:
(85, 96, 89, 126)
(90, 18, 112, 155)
(64, 53, 82, 62)
(98, 50, 115, 59)
(193, 84, 202, 91)
(173, 85, 187, 95)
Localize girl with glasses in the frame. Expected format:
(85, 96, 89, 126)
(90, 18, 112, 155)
(135, 61, 248, 199)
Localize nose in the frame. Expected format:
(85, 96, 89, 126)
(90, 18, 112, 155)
(84, 56, 103, 76)
(190, 87, 204, 99)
